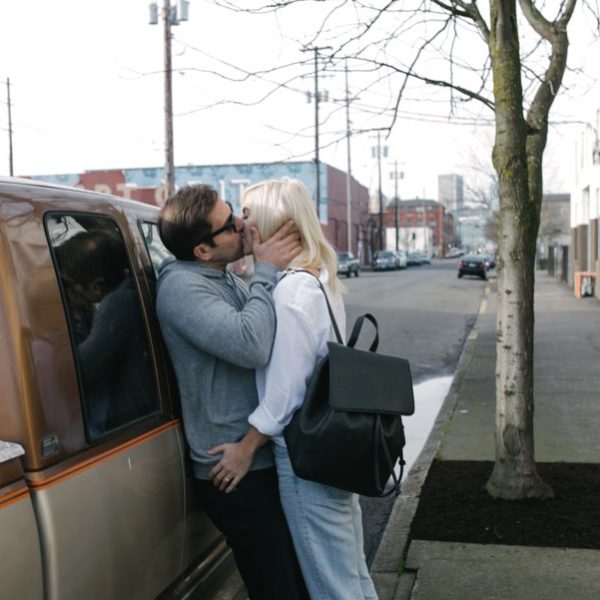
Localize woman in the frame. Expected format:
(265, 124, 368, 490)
(242, 177, 378, 600)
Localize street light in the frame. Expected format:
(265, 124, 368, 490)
(149, 1, 190, 200)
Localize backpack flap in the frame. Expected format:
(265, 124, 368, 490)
(327, 342, 415, 416)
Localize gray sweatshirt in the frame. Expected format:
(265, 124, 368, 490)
(156, 258, 278, 479)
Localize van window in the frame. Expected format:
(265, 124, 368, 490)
(139, 221, 172, 278)
(45, 214, 160, 441)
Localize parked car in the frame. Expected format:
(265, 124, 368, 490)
(337, 251, 360, 277)
(406, 252, 422, 266)
(481, 253, 496, 269)
(0, 178, 239, 600)
(446, 247, 465, 258)
(416, 252, 431, 265)
(373, 250, 400, 271)
(395, 249, 408, 269)
(458, 254, 488, 280)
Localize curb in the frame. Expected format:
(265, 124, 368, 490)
(370, 281, 493, 600)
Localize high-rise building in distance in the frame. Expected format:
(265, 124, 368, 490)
(438, 174, 464, 213)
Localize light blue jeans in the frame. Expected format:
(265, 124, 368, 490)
(274, 444, 378, 600)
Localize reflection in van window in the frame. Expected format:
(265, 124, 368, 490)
(46, 214, 160, 440)
(140, 221, 172, 279)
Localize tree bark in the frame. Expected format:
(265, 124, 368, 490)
(485, 0, 553, 499)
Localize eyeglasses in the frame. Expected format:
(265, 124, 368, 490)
(198, 201, 240, 244)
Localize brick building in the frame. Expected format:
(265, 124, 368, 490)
(384, 198, 455, 255)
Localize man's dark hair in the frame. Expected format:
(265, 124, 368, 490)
(158, 185, 219, 260)
(58, 230, 128, 289)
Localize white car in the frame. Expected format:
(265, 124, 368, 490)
(395, 249, 408, 269)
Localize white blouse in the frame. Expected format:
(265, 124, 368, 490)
(248, 268, 346, 446)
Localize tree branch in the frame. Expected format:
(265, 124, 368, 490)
(357, 57, 495, 111)
(557, 0, 578, 27)
(452, 0, 491, 40)
(518, 0, 555, 39)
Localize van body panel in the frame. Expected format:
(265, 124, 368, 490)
(0, 485, 44, 599)
(31, 424, 185, 600)
(0, 447, 44, 600)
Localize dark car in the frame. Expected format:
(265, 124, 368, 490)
(373, 250, 399, 271)
(481, 253, 496, 269)
(337, 251, 360, 277)
(458, 255, 488, 280)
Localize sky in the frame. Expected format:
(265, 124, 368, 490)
(0, 0, 598, 201)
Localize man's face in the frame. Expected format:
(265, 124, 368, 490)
(241, 207, 256, 256)
(199, 199, 244, 266)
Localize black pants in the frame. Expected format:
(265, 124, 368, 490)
(194, 467, 309, 600)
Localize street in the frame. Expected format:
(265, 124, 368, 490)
(345, 259, 488, 564)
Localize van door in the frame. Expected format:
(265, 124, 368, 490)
(28, 211, 186, 599)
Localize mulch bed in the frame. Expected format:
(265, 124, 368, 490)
(410, 460, 600, 549)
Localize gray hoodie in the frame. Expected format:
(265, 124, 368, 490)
(156, 258, 278, 479)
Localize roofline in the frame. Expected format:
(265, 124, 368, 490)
(0, 176, 159, 213)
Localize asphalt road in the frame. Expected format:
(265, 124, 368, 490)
(344, 258, 489, 564)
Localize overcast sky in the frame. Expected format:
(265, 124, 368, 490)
(0, 1, 598, 200)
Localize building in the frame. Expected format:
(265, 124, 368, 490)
(438, 174, 464, 213)
(383, 198, 455, 256)
(537, 193, 570, 255)
(540, 193, 571, 283)
(30, 161, 370, 263)
(457, 215, 488, 253)
(571, 110, 600, 298)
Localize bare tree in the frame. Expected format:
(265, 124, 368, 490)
(212, 0, 598, 499)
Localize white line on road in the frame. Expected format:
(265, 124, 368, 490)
(479, 299, 487, 315)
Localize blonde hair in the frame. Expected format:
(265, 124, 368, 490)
(242, 177, 343, 293)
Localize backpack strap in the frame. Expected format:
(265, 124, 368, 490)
(347, 314, 379, 352)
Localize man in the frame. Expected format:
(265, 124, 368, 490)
(156, 184, 308, 599)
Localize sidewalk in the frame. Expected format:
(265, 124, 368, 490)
(371, 271, 600, 600)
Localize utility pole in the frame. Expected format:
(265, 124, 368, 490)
(302, 46, 331, 220)
(391, 161, 404, 252)
(376, 131, 385, 251)
(344, 60, 352, 253)
(163, 0, 175, 197)
(6, 78, 13, 176)
(149, 1, 189, 200)
(423, 199, 428, 255)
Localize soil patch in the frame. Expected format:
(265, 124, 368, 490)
(410, 460, 600, 548)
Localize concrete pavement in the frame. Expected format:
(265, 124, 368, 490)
(371, 271, 600, 600)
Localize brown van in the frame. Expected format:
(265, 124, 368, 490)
(0, 178, 242, 599)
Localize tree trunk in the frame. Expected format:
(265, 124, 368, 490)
(485, 0, 553, 499)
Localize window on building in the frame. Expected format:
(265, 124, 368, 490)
(45, 213, 160, 441)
